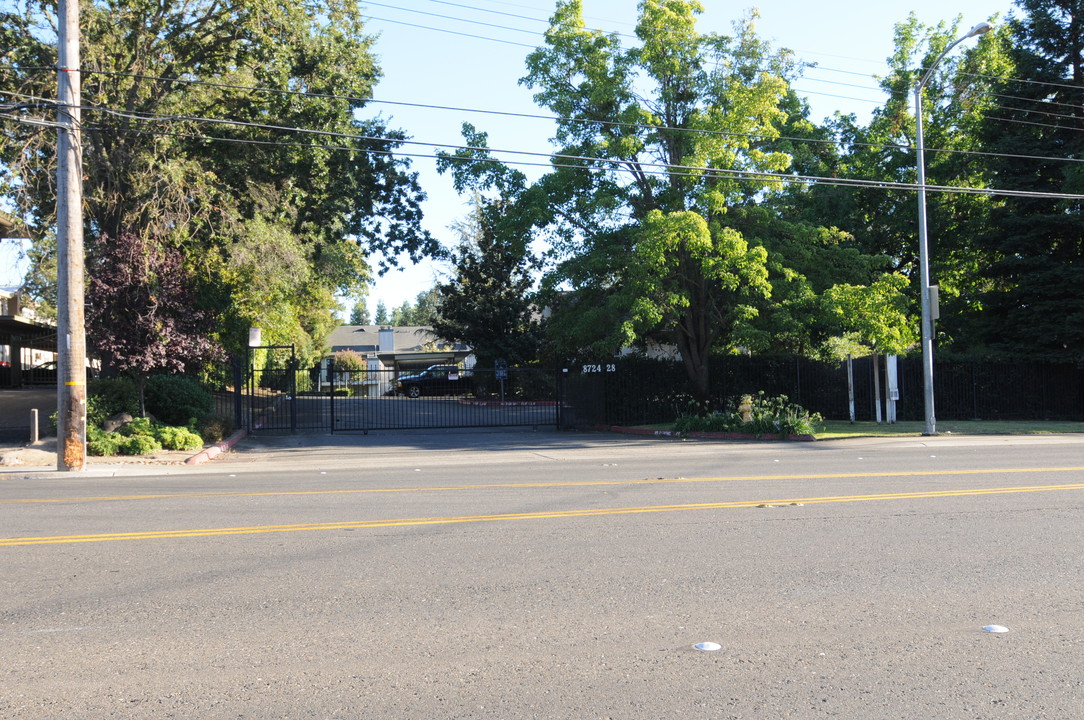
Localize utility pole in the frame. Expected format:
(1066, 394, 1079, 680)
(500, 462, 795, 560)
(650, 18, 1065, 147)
(56, 0, 86, 471)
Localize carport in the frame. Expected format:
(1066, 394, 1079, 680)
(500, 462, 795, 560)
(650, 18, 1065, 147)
(0, 308, 58, 388)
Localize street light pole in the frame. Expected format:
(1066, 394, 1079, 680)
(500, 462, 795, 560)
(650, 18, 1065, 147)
(914, 21, 993, 436)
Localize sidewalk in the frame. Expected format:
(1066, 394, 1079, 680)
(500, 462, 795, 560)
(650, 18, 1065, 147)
(6, 426, 1084, 479)
(0, 426, 673, 477)
(0, 437, 198, 476)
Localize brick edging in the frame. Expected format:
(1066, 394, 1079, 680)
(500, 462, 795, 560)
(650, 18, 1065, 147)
(184, 428, 249, 465)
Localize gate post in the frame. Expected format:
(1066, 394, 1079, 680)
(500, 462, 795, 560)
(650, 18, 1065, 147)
(329, 362, 335, 434)
(555, 366, 562, 429)
(288, 357, 299, 432)
(232, 355, 244, 430)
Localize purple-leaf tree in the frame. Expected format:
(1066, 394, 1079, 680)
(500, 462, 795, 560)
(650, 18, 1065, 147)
(86, 231, 222, 416)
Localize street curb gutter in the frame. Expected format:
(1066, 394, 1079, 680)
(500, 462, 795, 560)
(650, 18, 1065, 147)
(185, 429, 249, 465)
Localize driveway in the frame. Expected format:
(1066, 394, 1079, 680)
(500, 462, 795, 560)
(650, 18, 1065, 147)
(0, 387, 53, 443)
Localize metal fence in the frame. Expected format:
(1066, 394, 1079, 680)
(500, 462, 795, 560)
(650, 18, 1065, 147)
(894, 357, 1084, 422)
(211, 360, 560, 433)
(207, 353, 1084, 433)
(556, 355, 1084, 427)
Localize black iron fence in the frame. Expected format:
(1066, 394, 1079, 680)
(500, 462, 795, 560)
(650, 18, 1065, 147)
(210, 360, 560, 433)
(557, 354, 1084, 427)
(894, 356, 1084, 422)
(205, 353, 1084, 433)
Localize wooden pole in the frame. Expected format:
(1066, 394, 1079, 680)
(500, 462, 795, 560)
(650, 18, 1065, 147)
(56, 0, 87, 471)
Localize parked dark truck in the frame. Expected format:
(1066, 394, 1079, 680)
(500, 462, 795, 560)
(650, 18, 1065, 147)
(395, 364, 473, 398)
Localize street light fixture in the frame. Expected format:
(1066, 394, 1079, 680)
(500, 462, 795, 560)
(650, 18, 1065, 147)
(914, 21, 993, 436)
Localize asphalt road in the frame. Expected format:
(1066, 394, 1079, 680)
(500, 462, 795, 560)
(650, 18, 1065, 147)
(2, 430, 1083, 719)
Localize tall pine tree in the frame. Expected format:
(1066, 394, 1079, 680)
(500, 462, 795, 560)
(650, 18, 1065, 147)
(968, 0, 1084, 359)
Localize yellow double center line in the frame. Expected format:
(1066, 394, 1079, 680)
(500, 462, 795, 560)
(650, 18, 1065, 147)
(3, 482, 1084, 546)
(5, 466, 1084, 506)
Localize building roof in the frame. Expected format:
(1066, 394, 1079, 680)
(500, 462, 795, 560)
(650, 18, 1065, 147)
(325, 325, 469, 355)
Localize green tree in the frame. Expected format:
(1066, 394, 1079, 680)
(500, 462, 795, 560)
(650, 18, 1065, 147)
(964, 0, 1084, 359)
(430, 199, 541, 368)
(823, 273, 918, 357)
(331, 349, 366, 372)
(349, 298, 371, 325)
(373, 300, 389, 325)
(383, 288, 443, 326)
(780, 13, 1008, 355)
(516, 0, 796, 399)
(0, 0, 435, 365)
(390, 301, 414, 327)
(410, 287, 442, 326)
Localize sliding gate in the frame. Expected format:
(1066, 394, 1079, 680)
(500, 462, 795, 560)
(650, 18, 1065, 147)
(328, 367, 559, 432)
(236, 360, 560, 432)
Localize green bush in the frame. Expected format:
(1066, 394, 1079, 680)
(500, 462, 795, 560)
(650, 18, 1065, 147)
(119, 434, 162, 455)
(675, 393, 822, 437)
(87, 427, 125, 456)
(118, 414, 155, 435)
(119, 416, 155, 436)
(144, 375, 213, 426)
(85, 414, 206, 455)
(155, 425, 205, 451)
(193, 413, 235, 443)
(86, 377, 140, 426)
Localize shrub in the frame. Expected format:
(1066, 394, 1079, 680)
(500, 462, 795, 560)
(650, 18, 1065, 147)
(155, 425, 205, 451)
(86, 377, 139, 427)
(194, 413, 235, 443)
(83, 412, 207, 455)
(119, 416, 155, 436)
(675, 393, 821, 437)
(87, 428, 125, 456)
(144, 375, 213, 426)
(118, 434, 162, 455)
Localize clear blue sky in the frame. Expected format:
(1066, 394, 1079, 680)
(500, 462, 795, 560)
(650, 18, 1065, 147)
(0, 0, 1015, 314)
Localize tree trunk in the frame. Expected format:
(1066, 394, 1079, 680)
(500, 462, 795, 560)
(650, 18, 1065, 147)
(674, 323, 713, 409)
(137, 374, 147, 418)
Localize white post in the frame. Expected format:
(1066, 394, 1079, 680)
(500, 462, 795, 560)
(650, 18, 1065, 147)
(846, 354, 855, 423)
(886, 355, 899, 424)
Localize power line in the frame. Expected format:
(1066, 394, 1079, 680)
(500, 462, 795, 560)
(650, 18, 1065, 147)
(957, 68, 1084, 93)
(364, 1, 549, 38)
(73, 104, 1084, 200)
(6, 74, 1084, 167)
(362, 11, 1081, 126)
(372, 4, 1084, 108)
(363, 15, 537, 48)
(987, 114, 1084, 133)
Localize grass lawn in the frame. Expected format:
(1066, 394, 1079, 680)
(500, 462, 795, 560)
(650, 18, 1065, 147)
(814, 419, 1084, 440)
(629, 420, 1084, 440)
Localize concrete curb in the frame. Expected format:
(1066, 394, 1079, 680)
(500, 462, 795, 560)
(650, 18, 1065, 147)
(185, 429, 249, 465)
(604, 425, 816, 442)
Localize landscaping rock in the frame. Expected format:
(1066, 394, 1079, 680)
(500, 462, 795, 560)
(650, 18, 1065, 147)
(102, 412, 134, 433)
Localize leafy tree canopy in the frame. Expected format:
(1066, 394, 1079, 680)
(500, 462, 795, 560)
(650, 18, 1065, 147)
(518, 1, 811, 397)
(430, 198, 541, 368)
(0, 0, 436, 366)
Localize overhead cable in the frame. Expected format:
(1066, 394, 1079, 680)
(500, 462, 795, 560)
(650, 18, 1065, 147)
(4, 77, 1082, 166)
(75, 105, 1084, 200)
